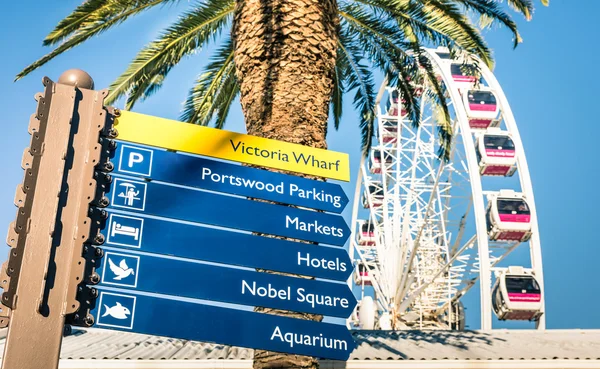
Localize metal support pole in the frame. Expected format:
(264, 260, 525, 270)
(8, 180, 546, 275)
(0, 70, 108, 369)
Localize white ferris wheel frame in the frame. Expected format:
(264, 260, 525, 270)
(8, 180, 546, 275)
(347, 47, 546, 331)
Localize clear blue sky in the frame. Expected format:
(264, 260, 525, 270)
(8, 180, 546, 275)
(0, 1, 597, 330)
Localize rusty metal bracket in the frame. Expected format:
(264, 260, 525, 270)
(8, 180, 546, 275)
(57, 87, 110, 318)
(2, 77, 78, 369)
(66, 110, 117, 327)
(0, 78, 55, 315)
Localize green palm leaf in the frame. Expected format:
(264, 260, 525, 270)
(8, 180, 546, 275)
(338, 31, 376, 155)
(16, 0, 172, 81)
(180, 37, 237, 127)
(109, 0, 235, 108)
(43, 0, 179, 46)
(331, 55, 346, 131)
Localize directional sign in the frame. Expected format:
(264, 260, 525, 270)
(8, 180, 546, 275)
(97, 250, 356, 318)
(92, 290, 355, 360)
(106, 177, 350, 246)
(103, 212, 352, 281)
(112, 142, 349, 213)
(114, 111, 351, 181)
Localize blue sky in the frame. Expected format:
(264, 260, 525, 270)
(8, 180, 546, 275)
(0, 1, 598, 330)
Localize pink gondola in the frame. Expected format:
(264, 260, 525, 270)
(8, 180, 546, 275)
(486, 191, 532, 242)
(492, 267, 543, 321)
(464, 90, 500, 129)
(476, 130, 517, 176)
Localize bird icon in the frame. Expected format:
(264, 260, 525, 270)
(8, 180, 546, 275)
(108, 258, 135, 280)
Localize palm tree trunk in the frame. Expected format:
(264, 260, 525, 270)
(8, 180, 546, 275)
(232, 0, 338, 368)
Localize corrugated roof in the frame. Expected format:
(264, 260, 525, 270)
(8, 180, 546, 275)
(2, 328, 598, 361)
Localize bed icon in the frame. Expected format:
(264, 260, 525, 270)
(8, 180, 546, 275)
(106, 214, 144, 248)
(111, 221, 140, 241)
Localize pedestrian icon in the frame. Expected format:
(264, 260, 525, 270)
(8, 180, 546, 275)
(96, 292, 136, 330)
(108, 258, 135, 280)
(111, 178, 147, 211)
(118, 145, 153, 177)
(106, 214, 144, 248)
(101, 251, 139, 288)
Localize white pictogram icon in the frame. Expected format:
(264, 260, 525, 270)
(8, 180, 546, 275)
(108, 258, 135, 280)
(102, 302, 131, 320)
(111, 221, 140, 240)
(117, 182, 141, 206)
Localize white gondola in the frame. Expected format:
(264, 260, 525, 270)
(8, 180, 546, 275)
(357, 220, 376, 246)
(357, 296, 376, 329)
(354, 263, 375, 286)
(492, 266, 543, 321)
(476, 128, 517, 176)
(362, 183, 384, 208)
(369, 149, 393, 174)
(486, 190, 532, 242)
(463, 89, 501, 129)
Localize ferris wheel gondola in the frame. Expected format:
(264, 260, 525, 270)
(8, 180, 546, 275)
(354, 263, 375, 286)
(357, 220, 376, 246)
(476, 129, 517, 176)
(369, 149, 393, 174)
(449, 63, 478, 87)
(486, 190, 532, 242)
(463, 89, 501, 129)
(362, 183, 384, 208)
(357, 296, 376, 329)
(492, 267, 543, 321)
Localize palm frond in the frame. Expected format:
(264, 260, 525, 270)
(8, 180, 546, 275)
(331, 55, 346, 131)
(211, 70, 239, 129)
(340, 4, 421, 125)
(432, 102, 453, 161)
(16, 0, 171, 80)
(338, 30, 376, 155)
(454, 0, 521, 46)
(420, 0, 494, 67)
(108, 0, 235, 108)
(505, 0, 535, 20)
(351, 0, 462, 47)
(180, 37, 237, 127)
(43, 0, 178, 46)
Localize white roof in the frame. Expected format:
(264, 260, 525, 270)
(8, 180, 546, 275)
(2, 328, 600, 369)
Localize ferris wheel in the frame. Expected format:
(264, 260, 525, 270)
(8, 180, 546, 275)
(348, 47, 545, 331)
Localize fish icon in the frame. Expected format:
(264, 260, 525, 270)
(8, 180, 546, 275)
(102, 302, 131, 320)
(108, 258, 135, 280)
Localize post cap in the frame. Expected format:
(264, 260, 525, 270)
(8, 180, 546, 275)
(58, 69, 94, 90)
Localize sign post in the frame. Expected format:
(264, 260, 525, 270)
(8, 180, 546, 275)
(1, 71, 111, 369)
(0, 72, 356, 368)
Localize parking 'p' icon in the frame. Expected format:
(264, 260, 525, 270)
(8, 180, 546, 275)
(118, 144, 153, 177)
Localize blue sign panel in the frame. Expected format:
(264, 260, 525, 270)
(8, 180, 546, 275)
(112, 142, 349, 214)
(106, 177, 350, 246)
(92, 290, 355, 360)
(97, 251, 356, 318)
(103, 211, 352, 281)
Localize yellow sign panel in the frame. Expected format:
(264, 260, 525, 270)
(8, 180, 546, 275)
(114, 111, 350, 181)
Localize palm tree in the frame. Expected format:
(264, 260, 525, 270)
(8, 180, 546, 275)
(18, 1, 547, 368)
